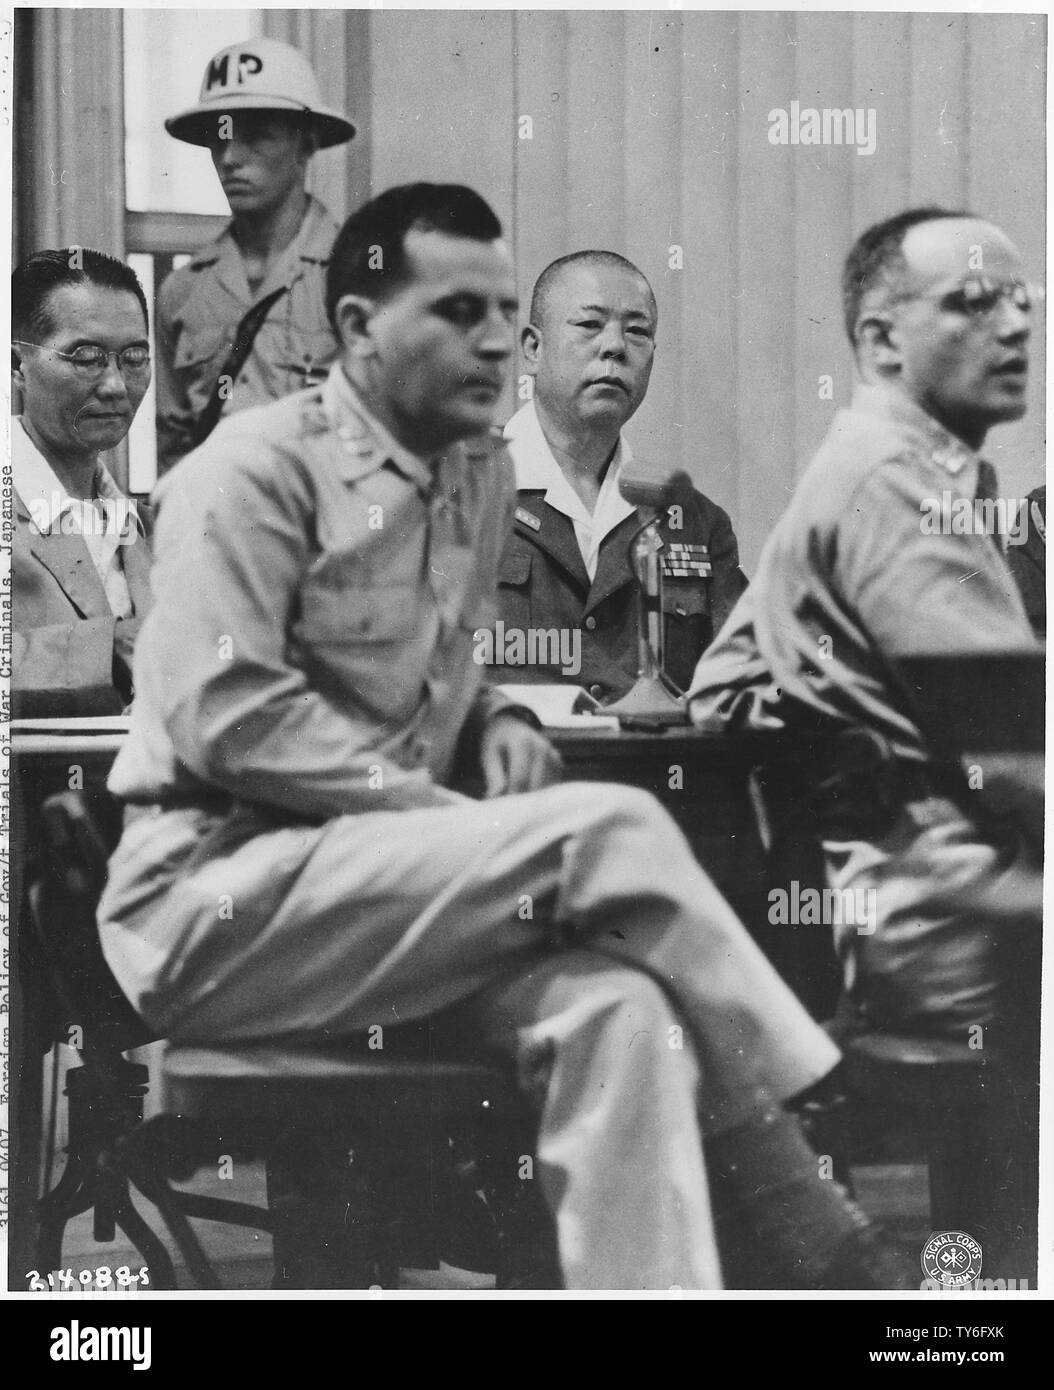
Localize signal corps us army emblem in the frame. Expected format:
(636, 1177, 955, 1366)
(661, 542, 711, 579)
(921, 1231, 983, 1287)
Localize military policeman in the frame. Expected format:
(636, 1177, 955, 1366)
(155, 37, 356, 475)
(492, 251, 745, 702)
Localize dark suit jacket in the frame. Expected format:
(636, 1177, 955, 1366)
(11, 485, 154, 716)
(1005, 486, 1045, 640)
(492, 485, 746, 700)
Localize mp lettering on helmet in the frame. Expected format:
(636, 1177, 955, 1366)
(167, 37, 356, 149)
(205, 51, 263, 93)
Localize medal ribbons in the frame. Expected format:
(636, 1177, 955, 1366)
(661, 542, 711, 578)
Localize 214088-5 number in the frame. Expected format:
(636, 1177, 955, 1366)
(26, 1265, 150, 1291)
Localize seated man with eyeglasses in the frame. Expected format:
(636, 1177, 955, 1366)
(688, 208, 1042, 1278)
(11, 248, 154, 715)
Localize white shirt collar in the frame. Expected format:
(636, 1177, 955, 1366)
(11, 418, 137, 619)
(503, 401, 635, 578)
(505, 398, 632, 489)
(11, 417, 138, 538)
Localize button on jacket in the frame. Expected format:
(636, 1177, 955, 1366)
(155, 195, 339, 476)
(494, 402, 745, 700)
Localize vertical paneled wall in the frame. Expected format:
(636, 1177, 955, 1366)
(358, 9, 1047, 567)
(15, 8, 126, 260)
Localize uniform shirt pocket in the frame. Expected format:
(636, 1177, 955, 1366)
(291, 581, 427, 721)
(498, 552, 532, 587)
(495, 550, 533, 631)
(273, 324, 339, 387)
(295, 581, 420, 645)
(172, 323, 228, 374)
(661, 577, 711, 618)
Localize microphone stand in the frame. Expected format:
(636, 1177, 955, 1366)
(603, 509, 688, 725)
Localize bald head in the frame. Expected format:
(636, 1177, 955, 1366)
(529, 251, 657, 332)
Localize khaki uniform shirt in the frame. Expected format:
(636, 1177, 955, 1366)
(688, 385, 1037, 759)
(109, 364, 517, 815)
(155, 195, 339, 476)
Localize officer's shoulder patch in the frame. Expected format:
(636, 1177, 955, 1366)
(515, 505, 542, 531)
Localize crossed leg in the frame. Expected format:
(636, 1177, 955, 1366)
(101, 782, 840, 1287)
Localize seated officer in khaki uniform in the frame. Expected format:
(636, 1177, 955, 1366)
(689, 208, 1042, 1276)
(98, 183, 909, 1291)
(491, 251, 745, 702)
(155, 38, 355, 475)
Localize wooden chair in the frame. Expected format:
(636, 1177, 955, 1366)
(27, 790, 558, 1289)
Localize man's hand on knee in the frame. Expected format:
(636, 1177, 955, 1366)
(480, 714, 563, 798)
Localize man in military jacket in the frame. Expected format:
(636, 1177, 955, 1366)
(689, 208, 1042, 1276)
(492, 251, 744, 702)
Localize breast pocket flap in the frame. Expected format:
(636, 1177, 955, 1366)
(498, 552, 533, 587)
(298, 584, 418, 643)
(172, 326, 227, 373)
(661, 580, 710, 618)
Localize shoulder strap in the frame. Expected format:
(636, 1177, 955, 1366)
(189, 285, 289, 449)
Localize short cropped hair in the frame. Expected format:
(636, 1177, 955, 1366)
(326, 183, 503, 327)
(529, 250, 656, 328)
(841, 206, 974, 346)
(12, 248, 149, 342)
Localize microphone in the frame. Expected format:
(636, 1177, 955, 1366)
(619, 465, 694, 512)
(603, 465, 692, 726)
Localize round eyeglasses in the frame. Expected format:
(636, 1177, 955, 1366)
(902, 277, 1045, 322)
(14, 341, 152, 378)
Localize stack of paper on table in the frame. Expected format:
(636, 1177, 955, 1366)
(496, 684, 621, 731)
